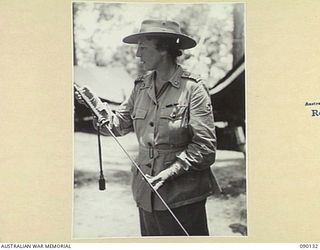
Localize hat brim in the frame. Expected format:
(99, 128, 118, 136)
(122, 32, 197, 50)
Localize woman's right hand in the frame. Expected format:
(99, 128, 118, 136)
(74, 86, 102, 110)
(74, 89, 87, 106)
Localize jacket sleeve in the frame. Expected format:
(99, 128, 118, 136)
(175, 81, 217, 171)
(93, 84, 138, 136)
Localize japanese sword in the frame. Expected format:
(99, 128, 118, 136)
(74, 83, 190, 236)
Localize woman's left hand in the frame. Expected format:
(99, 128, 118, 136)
(145, 161, 186, 190)
(145, 171, 170, 191)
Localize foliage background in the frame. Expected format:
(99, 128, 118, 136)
(73, 3, 235, 88)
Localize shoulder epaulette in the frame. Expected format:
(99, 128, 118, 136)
(181, 71, 202, 83)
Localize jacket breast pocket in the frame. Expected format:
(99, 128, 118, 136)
(160, 105, 188, 126)
(132, 108, 147, 120)
(159, 105, 189, 144)
(131, 108, 147, 132)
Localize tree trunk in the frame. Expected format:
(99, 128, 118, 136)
(233, 4, 244, 66)
(72, 3, 78, 66)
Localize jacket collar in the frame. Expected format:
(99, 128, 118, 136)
(142, 66, 184, 103)
(166, 65, 183, 88)
(144, 65, 184, 89)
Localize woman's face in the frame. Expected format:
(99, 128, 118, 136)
(136, 38, 163, 71)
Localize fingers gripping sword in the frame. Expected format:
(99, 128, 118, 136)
(74, 83, 190, 236)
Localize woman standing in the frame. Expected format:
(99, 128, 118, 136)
(76, 19, 220, 236)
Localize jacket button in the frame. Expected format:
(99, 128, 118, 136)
(149, 121, 154, 127)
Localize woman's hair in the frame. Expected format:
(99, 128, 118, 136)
(146, 36, 182, 62)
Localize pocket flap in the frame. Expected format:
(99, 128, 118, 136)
(160, 106, 187, 120)
(132, 108, 147, 120)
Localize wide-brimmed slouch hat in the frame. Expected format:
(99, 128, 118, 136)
(123, 19, 197, 49)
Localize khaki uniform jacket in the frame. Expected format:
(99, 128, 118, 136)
(105, 66, 220, 212)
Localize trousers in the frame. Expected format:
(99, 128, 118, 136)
(138, 199, 209, 236)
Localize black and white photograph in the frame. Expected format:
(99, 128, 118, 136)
(3, 0, 320, 245)
(73, 2, 246, 238)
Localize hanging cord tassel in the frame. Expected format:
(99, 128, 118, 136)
(97, 121, 106, 191)
(74, 84, 189, 236)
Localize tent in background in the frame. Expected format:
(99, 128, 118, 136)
(211, 56, 245, 153)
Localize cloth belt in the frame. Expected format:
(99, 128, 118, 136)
(139, 144, 187, 159)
